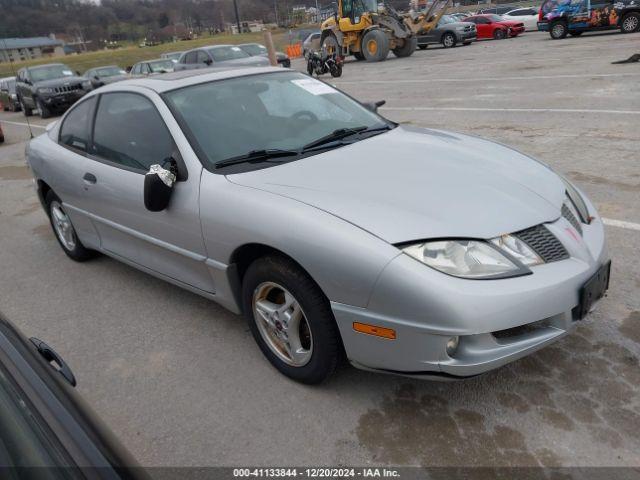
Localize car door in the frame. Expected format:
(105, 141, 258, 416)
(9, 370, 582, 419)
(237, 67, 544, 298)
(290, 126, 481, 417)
(474, 17, 491, 37)
(80, 89, 213, 293)
(195, 50, 212, 68)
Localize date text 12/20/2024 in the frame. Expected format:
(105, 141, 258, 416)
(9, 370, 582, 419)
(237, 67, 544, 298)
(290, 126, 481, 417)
(233, 468, 400, 478)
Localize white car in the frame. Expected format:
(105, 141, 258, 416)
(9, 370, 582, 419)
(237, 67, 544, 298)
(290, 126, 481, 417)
(502, 7, 540, 30)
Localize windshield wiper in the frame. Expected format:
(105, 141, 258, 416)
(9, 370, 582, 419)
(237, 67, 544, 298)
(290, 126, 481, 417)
(215, 149, 300, 169)
(302, 124, 393, 151)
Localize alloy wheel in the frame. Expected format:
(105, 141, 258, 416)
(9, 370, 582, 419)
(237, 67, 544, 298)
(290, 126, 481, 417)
(252, 282, 313, 367)
(623, 16, 638, 32)
(50, 201, 77, 251)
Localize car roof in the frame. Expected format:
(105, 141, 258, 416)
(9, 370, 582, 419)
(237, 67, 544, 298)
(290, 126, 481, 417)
(94, 66, 286, 94)
(27, 63, 68, 70)
(238, 43, 262, 47)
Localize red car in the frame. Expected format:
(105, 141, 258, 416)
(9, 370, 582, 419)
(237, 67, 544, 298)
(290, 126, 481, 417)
(463, 14, 525, 39)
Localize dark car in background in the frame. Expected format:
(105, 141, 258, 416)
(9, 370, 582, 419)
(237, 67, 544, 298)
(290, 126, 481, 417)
(84, 65, 129, 88)
(129, 58, 176, 76)
(0, 312, 147, 477)
(15, 64, 92, 119)
(0, 77, 21, 112)
(174, 45, 270, 71)
(238, 43, 291, 67)
(538, 0, 640, 38)
(417, 14, 477, 48)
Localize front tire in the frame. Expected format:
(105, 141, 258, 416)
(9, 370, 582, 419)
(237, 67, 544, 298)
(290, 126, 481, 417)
(242, 255, 340, 384)
(21, 99, 33, 117)
(442, 32, 457, 48)
(361, 29, 390, 62)
(45, 191, 95, 262)
(620, 12, 640, 33)
(36, 98, 51, 119)
(549, 20, 568, 39)
(392, 36, 417, 58)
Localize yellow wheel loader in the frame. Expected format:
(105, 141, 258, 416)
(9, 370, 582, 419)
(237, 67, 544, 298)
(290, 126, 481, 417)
(320, 0, 451, 62)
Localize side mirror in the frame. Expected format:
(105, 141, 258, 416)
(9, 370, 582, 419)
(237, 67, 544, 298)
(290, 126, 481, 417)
(363, 99, 386, 113)
(76, 70, 81, 76)
(144, 160, 177, 211)
(205, 58, 213, 65)
(93, 75, 99, 80)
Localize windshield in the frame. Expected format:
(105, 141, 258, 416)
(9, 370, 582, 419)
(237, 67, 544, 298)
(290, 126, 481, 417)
(207, 46, 251, 62)
(164, 52, 183, 60)
(96, 66, 125, 77)
(488, 14, 504, 21)
(241, 44, 267, 56)
(29, 65, 74, 82)
(164, 71, 389, 170)
(149, 60, 175, 72)
(439, 15, 456, 24)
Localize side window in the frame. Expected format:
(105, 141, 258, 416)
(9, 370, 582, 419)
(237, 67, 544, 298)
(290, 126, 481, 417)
(91, 93, 173, 172)
(185, 51, 197, 64)
(196, 50, 210, 64)
(59, 97, 97, 152)
(477, 17, 489, 23)
(131, 64, 140, 75)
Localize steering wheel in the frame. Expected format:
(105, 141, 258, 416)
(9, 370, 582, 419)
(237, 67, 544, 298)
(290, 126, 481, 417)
(292, 110, 318, 122)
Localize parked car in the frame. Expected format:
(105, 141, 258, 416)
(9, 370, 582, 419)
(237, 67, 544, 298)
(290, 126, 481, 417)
(161, 51, 184, 62)
(538, 0, 640, 38)
(417, 14, 477, 48)
(0, 76, 21, 112)
(26, 67, 610, 384)
(478, 5, 519, 15)
(449, 12, 471, 21)
(238, 43, 291, 67)
(463, 14, 526, 39)
(130, 58, 175, 76)
(0, 312, 148, 477)
(15, 63, 92, 119)
(502, 7, 540, 30)
(174, 45, 270, 71)
(302, 31, 321, 58)
(84, 65, 129, 88)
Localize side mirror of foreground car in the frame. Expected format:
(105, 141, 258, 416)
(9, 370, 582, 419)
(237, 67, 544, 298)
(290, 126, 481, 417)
(144, 159, 177, 212)
(363, 99, 386, 113)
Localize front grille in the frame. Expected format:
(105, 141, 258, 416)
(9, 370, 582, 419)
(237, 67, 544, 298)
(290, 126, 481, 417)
(514, 224, 569, 263)
(54, 84, 82, 94)
(561, 203, 583, 235)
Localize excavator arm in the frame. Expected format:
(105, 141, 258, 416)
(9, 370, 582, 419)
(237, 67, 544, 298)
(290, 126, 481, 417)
(403, 0, 453, 35)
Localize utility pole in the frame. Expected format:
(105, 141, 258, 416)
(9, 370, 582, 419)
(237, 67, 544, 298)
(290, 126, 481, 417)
(233, 0, 241, 34)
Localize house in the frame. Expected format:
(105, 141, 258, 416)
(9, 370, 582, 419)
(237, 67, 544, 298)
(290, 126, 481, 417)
(0, 36, 65, 63)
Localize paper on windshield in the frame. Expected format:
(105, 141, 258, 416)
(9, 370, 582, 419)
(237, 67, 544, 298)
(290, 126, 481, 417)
(62, 70, 73, 76)
(291, 78, 336, 96)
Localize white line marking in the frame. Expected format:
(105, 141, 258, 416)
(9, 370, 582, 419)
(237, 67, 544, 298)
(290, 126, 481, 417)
(380, 107, 640, 115)
(1, 120, 46, 129)
(602, 218, 640, 232)
(333, 72, 640, 85)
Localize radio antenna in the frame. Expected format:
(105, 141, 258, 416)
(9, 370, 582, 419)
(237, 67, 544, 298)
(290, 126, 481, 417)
(1, 35, 34, 139)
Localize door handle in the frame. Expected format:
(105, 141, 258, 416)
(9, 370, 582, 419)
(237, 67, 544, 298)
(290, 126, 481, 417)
(29, 337, 77, 387)
(83, 172, 97, 184)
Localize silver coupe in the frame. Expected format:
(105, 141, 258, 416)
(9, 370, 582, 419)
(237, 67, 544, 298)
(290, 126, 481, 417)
(26, 67, 610, 383)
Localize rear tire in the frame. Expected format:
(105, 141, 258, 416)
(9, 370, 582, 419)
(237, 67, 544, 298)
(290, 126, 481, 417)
(392, 36, 417, 58)
(620, 12, 640, 33)
(441, 32, 457, 48)
(45, 191, 96, 262)
(242, 255, 340, 384)
(493, 28, 507, 39)
(549, 20, 568, 39)
(361, 29, 390, 62)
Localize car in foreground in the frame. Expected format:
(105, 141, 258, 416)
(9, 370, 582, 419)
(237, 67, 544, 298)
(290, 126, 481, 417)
(502, 7, 540, 30)
(15, 63, 92, 118)
(161, 51, 184, 62)
(129, 58, 175, 76)
(84, 65, 129, 88)
(0, 312, 147, 477)
(238, 43, 291, 67)
(302, 31, 321, 58)
(174, 45, 270, 71)
(417, 14, 477, 48)
(26, 67, 610, 384)
(0, 76, 21, 112)
(538, 0, 640, 38)
(463, 14, 526, 38)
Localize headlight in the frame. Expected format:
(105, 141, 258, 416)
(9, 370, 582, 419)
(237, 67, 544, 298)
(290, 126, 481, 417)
(490, 234, 543, 266)
(37, 87, 54, 94)
(81, 81, 92, 90)
(402, 240, 529, 279)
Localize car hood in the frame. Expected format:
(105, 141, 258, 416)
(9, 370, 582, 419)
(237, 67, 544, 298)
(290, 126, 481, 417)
(448, 21, 476, 27)
(224, 56, 271, 67)
(34, 76, 87, 87)
(227, 126, 565, 244)
(101, 74, 129, 84)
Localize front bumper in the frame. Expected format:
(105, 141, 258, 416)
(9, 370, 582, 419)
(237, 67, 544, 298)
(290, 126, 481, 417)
(509, 26, 526, 36)
(332, 210, 608, 379)
(41, 90, 88, 111)
(456, 31, 477, 42)
(537, 21, 549, 31)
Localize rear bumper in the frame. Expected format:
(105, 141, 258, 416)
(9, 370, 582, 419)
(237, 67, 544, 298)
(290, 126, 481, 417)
(332, 212, 608, 379)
